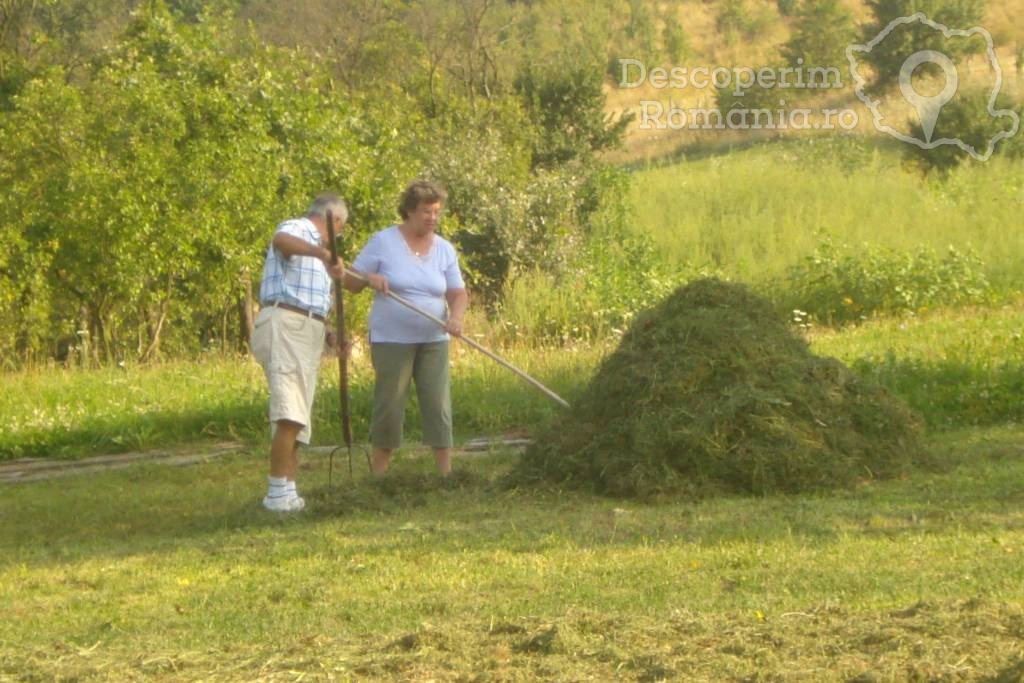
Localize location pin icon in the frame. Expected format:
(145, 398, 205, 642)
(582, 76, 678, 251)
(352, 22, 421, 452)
(899, 50, 959, 143)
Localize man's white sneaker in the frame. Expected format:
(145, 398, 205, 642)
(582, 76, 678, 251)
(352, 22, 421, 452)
(262, 494, 306, 512)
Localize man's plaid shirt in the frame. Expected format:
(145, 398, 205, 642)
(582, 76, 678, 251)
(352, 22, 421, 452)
(258, 217, 332, 317)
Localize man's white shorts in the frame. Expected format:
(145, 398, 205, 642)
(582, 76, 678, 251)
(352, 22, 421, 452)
(251, 306, 325, 444)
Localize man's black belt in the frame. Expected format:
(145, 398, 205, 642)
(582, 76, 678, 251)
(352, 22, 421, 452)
(262, 300, 326, 323)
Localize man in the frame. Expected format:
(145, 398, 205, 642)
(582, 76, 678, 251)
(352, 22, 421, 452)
(251, 193, 346, 512)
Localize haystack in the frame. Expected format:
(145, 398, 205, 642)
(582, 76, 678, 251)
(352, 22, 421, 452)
(515, 279, 926, 497)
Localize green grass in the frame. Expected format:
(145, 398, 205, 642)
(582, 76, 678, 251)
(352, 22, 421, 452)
(1, 426, 1022, 680)
(628, 138, 1024, 292)
(7, 300, 1023, 461)
(810, 301, 1024, 429)
(0, 345, 602, 461)
(4, 159, 1023, 676)
(3, 302, 1023, 677)
(0, 359, 269, 460)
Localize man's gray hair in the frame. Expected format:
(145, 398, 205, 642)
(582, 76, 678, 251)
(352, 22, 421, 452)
(307, 192, 348, 223)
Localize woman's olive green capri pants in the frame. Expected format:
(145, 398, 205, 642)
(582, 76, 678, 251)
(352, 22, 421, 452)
(369, 341, 452, 449)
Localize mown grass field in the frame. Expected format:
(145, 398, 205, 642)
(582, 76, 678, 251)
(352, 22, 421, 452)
(5, 301, 1024, 462)
(3, 302, 1024, 680)
(0, 342, 597, 462)
(4, 0, 1024, 677)
(5, 132, 1024, 679)
(2, 426, 1023, 680)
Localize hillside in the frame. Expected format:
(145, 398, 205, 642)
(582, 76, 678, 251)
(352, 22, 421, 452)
(3, 0, 1018, 168)
(602, 0, 1024, 163)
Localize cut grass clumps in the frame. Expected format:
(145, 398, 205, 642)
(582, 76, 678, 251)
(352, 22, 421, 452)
(515, 279, 927, 497)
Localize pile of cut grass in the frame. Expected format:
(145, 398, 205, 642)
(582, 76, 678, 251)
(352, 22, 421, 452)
(515, 279, 927, 497)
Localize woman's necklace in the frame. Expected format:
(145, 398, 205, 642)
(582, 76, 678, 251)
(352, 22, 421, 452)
(403, 231, 433, 259)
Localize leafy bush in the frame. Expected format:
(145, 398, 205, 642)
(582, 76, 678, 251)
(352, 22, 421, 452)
(513, 279, 927, 498)
(776, 0, 800, 16)
(662, 14, 690, 63)
(781, 239, 990, 325)
(0, 6, 417, 365)
(716, 0, 773, 43)
(0, 2, 635, 364)
(515, 60, 633, 170)
(418, 93, 630, 307)
(782, 134, 881, 173)
(714, 64, 786, 113)
(495, 168, 683, 345)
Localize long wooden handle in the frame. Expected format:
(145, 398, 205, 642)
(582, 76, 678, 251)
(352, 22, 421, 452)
(345, 266, 570, 409)
(326, 210, 353, 447)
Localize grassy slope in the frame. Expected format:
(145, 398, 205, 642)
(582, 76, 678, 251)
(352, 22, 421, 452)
(604, 0, 1024, 162)
(626, 141, 1024, 289)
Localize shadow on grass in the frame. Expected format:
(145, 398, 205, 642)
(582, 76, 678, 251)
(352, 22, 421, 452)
(620, 129, 903, 172)
(2, 425, 1022, 571)
(0, 452, 515, 570)
(306, 468, 492, 517)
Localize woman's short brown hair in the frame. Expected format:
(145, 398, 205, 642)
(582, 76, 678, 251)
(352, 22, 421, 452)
(398, 180, 447, 219)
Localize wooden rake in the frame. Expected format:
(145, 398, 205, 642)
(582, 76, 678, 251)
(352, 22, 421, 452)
(341, 266, 570, 410)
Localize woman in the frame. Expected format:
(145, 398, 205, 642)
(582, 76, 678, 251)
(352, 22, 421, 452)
(345, 180, 468, 476)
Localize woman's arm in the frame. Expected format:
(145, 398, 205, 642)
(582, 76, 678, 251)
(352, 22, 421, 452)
(344, 232, 388, 293)
(445, 288, 469, 336)
(342, 271, 368, 293)
(344, 271, 389, 294)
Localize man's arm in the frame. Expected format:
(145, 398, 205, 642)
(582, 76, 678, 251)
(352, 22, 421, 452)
(273, 233, 343, 279)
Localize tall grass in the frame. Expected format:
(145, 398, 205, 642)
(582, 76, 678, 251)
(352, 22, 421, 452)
(628, 137, 1024, 291)
(0, 359, 268, 459)
(0, 344, 604, 461)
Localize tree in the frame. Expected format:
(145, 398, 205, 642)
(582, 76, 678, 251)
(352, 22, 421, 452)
(860, 0, 986, 88)
(717, 0, 768, 44)
(0, 67, 81, 361)
(515, 60, 633, 169)
(0, 2, 415, 363)
(0, 0, 138, 105)
(662, 13, 690, 64)
(0, 0, 640, 362)
(901, 88, 1023, 172)
(782, 0, 855, 71)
